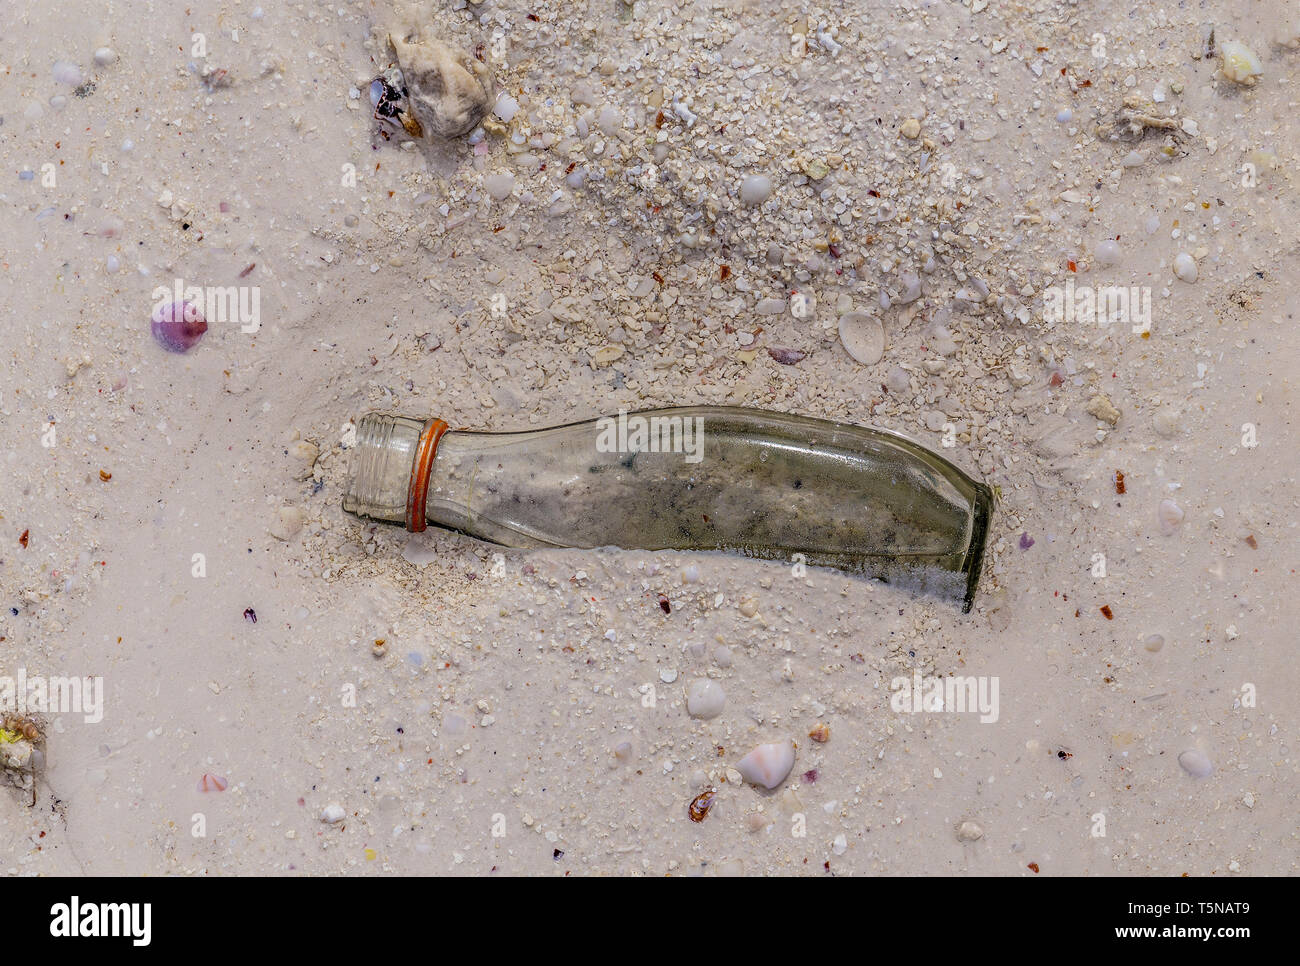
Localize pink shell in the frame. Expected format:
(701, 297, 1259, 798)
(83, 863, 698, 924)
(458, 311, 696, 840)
(197, 773, 228, 792)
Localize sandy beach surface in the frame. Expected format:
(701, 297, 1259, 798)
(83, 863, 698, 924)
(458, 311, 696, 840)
(1, 0, 1297, 875)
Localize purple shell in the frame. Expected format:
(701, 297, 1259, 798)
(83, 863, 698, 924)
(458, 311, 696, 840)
(151, 300, 208, 353)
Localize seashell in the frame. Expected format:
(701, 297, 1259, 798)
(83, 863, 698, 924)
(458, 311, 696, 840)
(151, 300, 207, 353)
(269, 506, 304, 541)
(767, 346, 805, 365)
(52, 60, 84, 87)
(492, 91, 520, 123)
(1157, 499, 1184, 535)
(398, 111, 424, 138)
(288, 439, 320, 480)
(896, 272, 922, 304)
(838, 311, 884, 365)
(390, 33, 493, 139)
(1173, 252, 1198, 283)
(590, 344, 624, 367)
(739, 174, 771, 205)
(1219, 41, 1263, 85)
(735, 740, 796, 790)
(1095, 239, 1121, 267)
(688, 788, 715, 822)
(484, 171, 516, 201)
(685, 679, 725, 719)
(197, 773, 228, 792)
(1178, 749, 1213, 778)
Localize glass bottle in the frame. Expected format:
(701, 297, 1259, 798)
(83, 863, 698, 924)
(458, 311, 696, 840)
(343, 407, 993, 611)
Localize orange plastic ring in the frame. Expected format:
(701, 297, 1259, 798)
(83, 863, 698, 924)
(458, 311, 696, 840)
(405, 418, 449, 532)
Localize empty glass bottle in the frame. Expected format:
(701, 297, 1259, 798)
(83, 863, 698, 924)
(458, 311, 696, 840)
(343, 406, 993, 610)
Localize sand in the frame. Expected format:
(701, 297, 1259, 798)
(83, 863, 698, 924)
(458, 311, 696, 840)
(0, 0, 1296, 875)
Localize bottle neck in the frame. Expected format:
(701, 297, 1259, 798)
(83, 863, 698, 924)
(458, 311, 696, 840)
(342, 413, 428, 526)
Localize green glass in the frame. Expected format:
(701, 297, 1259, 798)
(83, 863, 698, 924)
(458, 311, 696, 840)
(343, 406, 993, 610)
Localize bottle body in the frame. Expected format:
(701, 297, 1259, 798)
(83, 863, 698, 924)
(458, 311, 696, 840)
(344, 407, 992, 610)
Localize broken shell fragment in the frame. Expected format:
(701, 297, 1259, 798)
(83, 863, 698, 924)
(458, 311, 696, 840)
(289, 439, 320, 480)
(1178, 749, 1213, 778)
(269, 506, 304, 541)
(1158, 499, 1184, 535)
(1173, 252, 1198, 283)
(398, 111, 424, 138)
(735, 740, 796, 790)
(390, 33, 493, 139)
(685, 679, 726, 719)
(838, 311, 885, 365)
(1219, 41, 1263, 85)
(197, 773, 228, 792)
(0, 736, 34, 771)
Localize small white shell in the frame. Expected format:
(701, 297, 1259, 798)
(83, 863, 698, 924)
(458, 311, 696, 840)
(1219, 41, 1263, 85)
(52, 60, 84, 87)
(838, 311, 884, 365)
(896, 272, 922, 304)
(735, 740, 796, 789)
(1178, 749, 1213, 778)
(1095, 239, 1121, 267)
(1158, 499, 1185, 535)
(492, 92, 519, 123)
(1172, 252, 1198, 283)
(685, 679, 725, 719)
(484, 172, 515, 201)
(740, 174, 772, 205)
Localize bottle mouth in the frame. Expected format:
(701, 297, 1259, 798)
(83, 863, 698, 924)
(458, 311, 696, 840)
(342, 413, 426, 524)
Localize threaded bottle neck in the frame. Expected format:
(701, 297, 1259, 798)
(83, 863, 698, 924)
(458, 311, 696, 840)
(342, 413, 426, 524)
